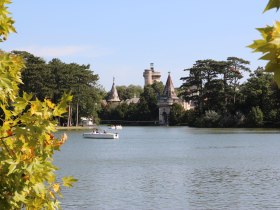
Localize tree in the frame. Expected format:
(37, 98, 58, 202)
(180, 58, 252, 127)
(249, 0, 280, 87)
(116, 85, 143, 101)
(169, 103, 184, 125)
(0, 2, 76, 209)
(226, 57, 250, 104)
(180, 60, 207, 114)
(241, 68, 273, 109)
(240, 67, 280, 123)
(14, 53, 102, 126)
(203, 110, 221, 127)
(137, 82, 163, 121)
(13, 51, 55, 100)
(246, 106, 264, 127)
(180, 59, 226, 114)
(63, 62, 100, 126)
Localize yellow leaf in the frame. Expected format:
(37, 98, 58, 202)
(62, 176, 78, 188)
(61, 133, 67, 144)
(49, 191, 55, 199)
(53, 183, 60, 193)
(45, 99, 55, 109)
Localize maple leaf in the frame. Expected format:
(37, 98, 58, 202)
(264, 0, 280, 12)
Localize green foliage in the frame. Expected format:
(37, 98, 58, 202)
(240, 68, 276, 120)
(0, 51, 24, 103)
(169, 103, 184, 126)
(246, 106, 264, 127)
(100, 82, 162, 124)
(249, 1, 280, 86)
(267, 109, 278, 121)
(178, 57, 280, 128)
(138, 82, 163, 121)
(116, 85, 143, 101)
(203, 110, 221, 127)
(13, 51, 54, 100)
(180, 109, 198, 126)
(180, 58, 250, 114)
(0, 2, 77, 209)
(0, 92, 76, 209)
(13, 52, 102, 126)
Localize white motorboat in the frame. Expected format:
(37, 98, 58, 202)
(83, 131, 119, 139)
(109, 125, 122, 130)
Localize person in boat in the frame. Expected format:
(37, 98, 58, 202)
(93, 128, 99, 133)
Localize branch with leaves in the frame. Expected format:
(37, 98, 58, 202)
(0, 1, 77, 209)
(249, 0, 280, 86)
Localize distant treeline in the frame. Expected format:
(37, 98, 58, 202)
(177, 58, 280, 128)
(102, 57, 280, 128)
(15, 51, 280, 128)
(12, 51, 105, 126)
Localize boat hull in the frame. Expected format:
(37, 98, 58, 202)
(83, 132, 119, 139)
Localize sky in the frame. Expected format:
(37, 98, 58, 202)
(2, 0, 279, 91)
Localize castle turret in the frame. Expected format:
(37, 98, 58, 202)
(162, 72, 178, 99)
(158, 72, 180, 125)
(107, 77, 120, 105)
(143, 63, 161, 86)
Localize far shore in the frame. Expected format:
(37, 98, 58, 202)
(56, 126, 96, 130)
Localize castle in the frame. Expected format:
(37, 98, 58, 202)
(107, 77, 121, 107)
(143, 63, 161, 86)
(157, 72, 194, 125)
(107, 63, 194, 125)
(142, 63, 194, 125)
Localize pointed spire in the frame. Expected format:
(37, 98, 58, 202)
(107, 77, 120, 102)
(162, 72, 178, 99)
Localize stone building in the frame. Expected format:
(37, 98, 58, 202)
(125, 94, 140, 105)
(104, 78, 140, 107)
(143, 63, 161, 86)
(158, 72, 194, 125)
(107, 77, 121, 107)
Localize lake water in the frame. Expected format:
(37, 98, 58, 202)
(54, 126, 280, 210)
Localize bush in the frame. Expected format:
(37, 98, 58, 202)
(246, 106, 264, 127)
(181, 109, 198, 126)
(203, 110, 221, 127)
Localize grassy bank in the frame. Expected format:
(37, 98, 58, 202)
(56, 126, 94, 130)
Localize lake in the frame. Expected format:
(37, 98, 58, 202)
(54, 126, 280, 209)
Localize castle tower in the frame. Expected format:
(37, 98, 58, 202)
(162, 72, 178, 99)
(143, 63, 161, 86)
(107, 77, 120, 106)
(158, 72, 180, 125)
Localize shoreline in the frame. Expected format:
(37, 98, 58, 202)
(56, 126, 94, 130)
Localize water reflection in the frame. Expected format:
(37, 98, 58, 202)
(56, 127, 280, 209)
(188, 168, 280, 209)
(187, 127, 280, 135)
